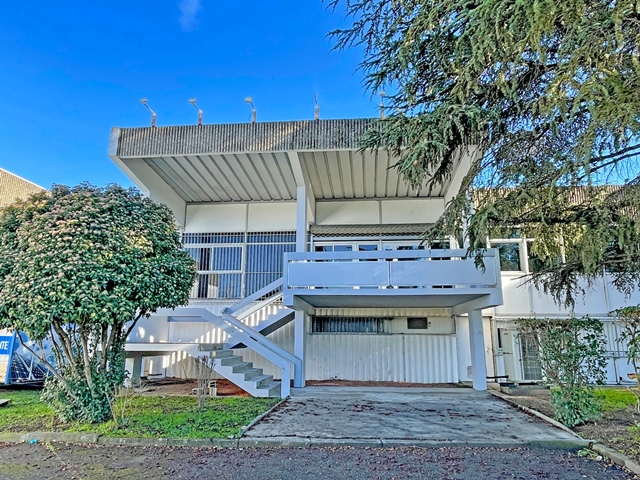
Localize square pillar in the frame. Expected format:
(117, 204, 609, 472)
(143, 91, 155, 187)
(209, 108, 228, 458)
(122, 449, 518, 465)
(293, 309, 306, 387)
(468, 309, 487, 390)
(296, 186, 307, 252)
(124, 355, 142, 388)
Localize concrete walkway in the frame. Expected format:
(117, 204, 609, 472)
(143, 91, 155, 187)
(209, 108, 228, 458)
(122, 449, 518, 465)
(244, 387, 580, 447)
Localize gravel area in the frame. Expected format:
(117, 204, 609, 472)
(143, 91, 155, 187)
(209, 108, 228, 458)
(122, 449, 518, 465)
(0, 443, 635, 480)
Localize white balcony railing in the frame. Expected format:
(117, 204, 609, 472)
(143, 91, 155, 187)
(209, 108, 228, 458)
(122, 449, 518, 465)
(284, 249, 498, 288)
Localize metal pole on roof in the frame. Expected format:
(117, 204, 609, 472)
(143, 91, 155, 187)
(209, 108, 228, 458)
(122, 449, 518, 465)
(245, 97, 257, 123)
(189, 98, 203, 125)
(139, 99, 157, 127)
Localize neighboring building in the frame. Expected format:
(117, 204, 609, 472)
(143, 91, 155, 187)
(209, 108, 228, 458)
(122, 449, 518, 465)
(0, 168, 44, 208)
(0, 168, 47, 386)
(109, 119, 640, 397)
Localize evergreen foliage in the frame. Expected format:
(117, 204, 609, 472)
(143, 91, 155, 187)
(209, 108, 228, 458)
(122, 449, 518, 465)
(0, 184, 197, 422)
(330, 0, 640, 304)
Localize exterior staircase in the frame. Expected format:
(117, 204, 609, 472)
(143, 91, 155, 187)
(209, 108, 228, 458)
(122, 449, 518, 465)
(125, 278, 300, 398)
(200, 346, 281, 397)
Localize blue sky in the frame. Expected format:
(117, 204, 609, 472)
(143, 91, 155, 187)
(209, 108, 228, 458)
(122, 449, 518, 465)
(0, 1, 373, 189)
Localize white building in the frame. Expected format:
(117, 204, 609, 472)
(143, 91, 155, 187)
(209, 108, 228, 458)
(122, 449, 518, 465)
(109, 118, 640, 397)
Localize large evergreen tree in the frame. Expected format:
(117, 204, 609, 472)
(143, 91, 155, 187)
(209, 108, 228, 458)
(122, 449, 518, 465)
(0, 184, 197, 422)
(330, 0, 640, 305)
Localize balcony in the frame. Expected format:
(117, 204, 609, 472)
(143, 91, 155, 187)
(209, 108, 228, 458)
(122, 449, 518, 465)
(283, 249, 503, 312)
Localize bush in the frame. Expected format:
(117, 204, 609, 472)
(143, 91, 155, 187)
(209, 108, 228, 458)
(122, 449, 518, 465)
(517, 317, 607, 427)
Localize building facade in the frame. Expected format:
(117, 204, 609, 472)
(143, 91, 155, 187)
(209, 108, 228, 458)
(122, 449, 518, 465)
(109, 119, 640, 397)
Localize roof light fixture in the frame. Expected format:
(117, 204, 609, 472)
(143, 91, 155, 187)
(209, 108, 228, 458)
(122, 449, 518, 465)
(139, 99, 157, 127)
(189, 98, 203, 125)
(245, 97, 256, 123)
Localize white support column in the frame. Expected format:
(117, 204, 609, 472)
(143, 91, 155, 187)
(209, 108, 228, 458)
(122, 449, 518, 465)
(124, 356, 143, 388)
(296, 185, 308, 252)
(293, 309, 306, 387)
(468, 309, 488, 391)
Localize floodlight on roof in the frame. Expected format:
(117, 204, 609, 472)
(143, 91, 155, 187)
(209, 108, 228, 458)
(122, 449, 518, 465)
(139, 99, 157, 127)
(189, 98, 203, 126)
(245, 97, 256, 123)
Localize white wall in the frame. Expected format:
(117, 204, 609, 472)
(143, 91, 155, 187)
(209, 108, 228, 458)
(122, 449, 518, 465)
(495, 273, 640, 319)
(184, 202, 296, 233)
(315, 198, 445, 226)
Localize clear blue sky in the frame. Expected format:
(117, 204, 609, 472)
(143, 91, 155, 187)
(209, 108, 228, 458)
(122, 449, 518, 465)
(0, 1, 373, 189)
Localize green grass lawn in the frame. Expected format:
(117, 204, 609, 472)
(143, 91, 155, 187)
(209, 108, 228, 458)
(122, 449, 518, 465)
(594, 387, 638, 412)
(0, 390, 279, 439)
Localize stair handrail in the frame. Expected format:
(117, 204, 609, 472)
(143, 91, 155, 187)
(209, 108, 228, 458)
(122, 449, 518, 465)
(173, 307, 300, 397)
(224, 277, 284, 317)
(220, 313, 301, 372)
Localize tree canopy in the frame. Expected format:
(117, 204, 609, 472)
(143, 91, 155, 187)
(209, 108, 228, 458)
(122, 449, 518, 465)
(0, 184, 197, 422)
(330, 0, 640, 305)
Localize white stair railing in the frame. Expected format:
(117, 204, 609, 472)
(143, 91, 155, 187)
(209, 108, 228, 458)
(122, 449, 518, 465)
(174, 307, 301, 397)
(224, 277, 284, 320)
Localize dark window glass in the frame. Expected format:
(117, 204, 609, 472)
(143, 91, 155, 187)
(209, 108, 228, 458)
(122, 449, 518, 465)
(494, 243, 521, 271)
(407, 317, 429, 329)
(311, 316, 388, 334)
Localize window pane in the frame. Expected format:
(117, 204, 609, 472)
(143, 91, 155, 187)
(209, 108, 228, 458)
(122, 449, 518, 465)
(211, 246, 242, 271)
(494, 243, 521, 271)
(311, 316, 388, 334)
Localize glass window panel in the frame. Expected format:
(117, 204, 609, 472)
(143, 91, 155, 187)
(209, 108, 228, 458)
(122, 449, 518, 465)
(494, 243, 522, 271)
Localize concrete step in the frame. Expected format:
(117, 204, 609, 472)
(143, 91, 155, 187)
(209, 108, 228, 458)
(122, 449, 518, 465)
(255, 381, 281, 397)
(231, 361, 254, 373)
(209, 349, 234, 358)
(243, 368, 264, 381)
(198, 343, 229, 352)
(252, 374, 274, 388)
(219, 356, 244, 367)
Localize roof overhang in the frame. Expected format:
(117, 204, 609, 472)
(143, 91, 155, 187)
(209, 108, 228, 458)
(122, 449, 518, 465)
(109, 119, 458, 205)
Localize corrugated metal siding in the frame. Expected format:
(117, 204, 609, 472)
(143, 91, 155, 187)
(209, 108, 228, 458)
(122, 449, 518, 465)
(116, 119, 378, 157)
(306, 334, 458, 383)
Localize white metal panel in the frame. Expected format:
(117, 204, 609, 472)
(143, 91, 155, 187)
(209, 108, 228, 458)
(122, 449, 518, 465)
(316, 200, 380, 225)
(306, 333, 458, 383)
(493, 275, 531, 317)
(380, 199, 445, 224)
(573, 277, 612, 317)
(606, 277, 640, 311)
(185, 204, 247, 233)
(288, 261, 389, 287)
(390, 259, 496, 287)
(247, 202, 296, 231)
(530, 285, 568, 317)
(128, 315, 170, 343)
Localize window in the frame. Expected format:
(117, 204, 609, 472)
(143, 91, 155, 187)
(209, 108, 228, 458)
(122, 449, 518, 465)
(311, 316, 388, 334)
(493, 242, 522, 271)
(519, 334, 543, 380)
(185, 231, 295, 300)
(407, 317, 429, 329)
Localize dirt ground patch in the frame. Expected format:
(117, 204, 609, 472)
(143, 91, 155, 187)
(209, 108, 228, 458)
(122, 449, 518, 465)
(0, 443, 634, 480)
(502, 387, 640, 463)
(139, 377, 250, 397)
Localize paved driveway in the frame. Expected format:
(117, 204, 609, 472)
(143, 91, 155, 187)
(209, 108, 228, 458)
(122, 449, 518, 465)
(244, 387, 579, 446)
